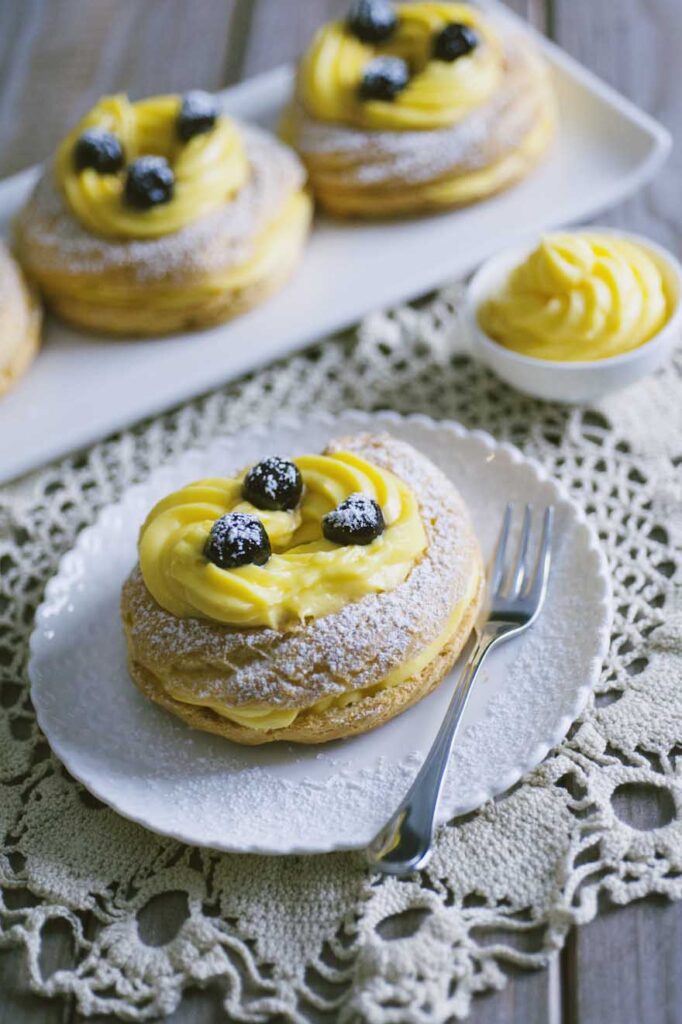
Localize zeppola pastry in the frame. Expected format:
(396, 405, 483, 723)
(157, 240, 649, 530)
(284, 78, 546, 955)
(0, 242, 42, 396)
(15, 92, 312, 335)
(121, 433, 484, 745)
(284, 0, 556, 217)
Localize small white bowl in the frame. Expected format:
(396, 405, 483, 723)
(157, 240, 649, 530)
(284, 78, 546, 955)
(466, 228, 682, 403)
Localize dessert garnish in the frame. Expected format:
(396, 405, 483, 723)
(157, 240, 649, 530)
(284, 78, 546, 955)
(204, 512, 271, 569)
(432, 22, 479, 61)
(359, 56, 410, 101)
(242, 457, 303, 512)
(323, 492, 385, 545)
(177, 90, 219, 142)
(73, 128, 125, 174)
(124, 156, 175, 209)
(137, 449, 424, 626)
(347, 0, 398, 43)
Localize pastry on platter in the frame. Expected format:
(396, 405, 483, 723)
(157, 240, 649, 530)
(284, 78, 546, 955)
(121, 433, 484, 745)
(0, 242, 42, 396)
(284, 0, 556, 217)
(15, 92, 312, 335)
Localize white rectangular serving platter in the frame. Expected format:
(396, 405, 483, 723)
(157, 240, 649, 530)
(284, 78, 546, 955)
(0, 2, 670, 483)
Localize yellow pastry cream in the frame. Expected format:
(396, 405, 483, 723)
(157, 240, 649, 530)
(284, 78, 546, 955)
(56, 93, 248, 239)
(165, 570, 481, 732)
(18, 89, 313, 335)
(45, 190, 311, 318)
(478, 232, 673, 362)
(139, 451, 427, 631)
(297, 2, 503, 130)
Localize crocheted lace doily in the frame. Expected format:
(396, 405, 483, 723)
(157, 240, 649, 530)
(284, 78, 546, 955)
(1, 285, 680, 1021)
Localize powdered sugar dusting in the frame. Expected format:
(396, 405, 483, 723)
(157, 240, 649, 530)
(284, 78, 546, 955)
(122, 433, 480, 710)
(205, 512, 270, 568)
(328, 492, 379, 527)
(289, 34, 549, 187)
(243, 456, 301, 508)
(322, 492, 384, 542)
(29, 411, 611, 855)
(15, 123, 306, 282)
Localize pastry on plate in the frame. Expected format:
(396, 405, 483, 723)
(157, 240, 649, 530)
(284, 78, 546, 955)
(14, 92, 312, 336)
(283, 0, 556, 217)
(121, 433, 484, 745)
(0, 242, 42, 396)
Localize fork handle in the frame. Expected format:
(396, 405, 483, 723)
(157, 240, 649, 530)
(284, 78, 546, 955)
(366, 625, 503, 875)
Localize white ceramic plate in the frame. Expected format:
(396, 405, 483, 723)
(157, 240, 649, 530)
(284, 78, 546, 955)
(29, 411, 612, 855)
(0, 1, 671, 483)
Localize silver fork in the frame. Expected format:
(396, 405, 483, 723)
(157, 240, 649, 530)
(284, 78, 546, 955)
(366, 503, 554, 876)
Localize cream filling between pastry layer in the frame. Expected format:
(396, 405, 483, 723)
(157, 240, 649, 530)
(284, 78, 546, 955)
(165, 565, 481, 732)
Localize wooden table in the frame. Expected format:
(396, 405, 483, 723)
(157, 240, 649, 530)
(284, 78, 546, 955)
(0, 2, 679, 1021)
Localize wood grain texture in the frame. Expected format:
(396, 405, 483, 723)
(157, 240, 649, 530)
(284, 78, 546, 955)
(238, 0, 349, 78)
(499, 0, 549, 32)
(469, 960, 559, 1024)
(0, 0, 239, 177)
(0, 942, 67, 1024)
(563, 897, 682, 1024)
(552, 0, 681, 251)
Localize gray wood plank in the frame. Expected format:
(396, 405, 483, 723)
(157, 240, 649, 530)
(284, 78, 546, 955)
(0, 0, 239, 177)
(552, 0, 682, 251)
(563, 897, 682, 1024)
(0, 941, 71, 1024)
(551, 1, 682, 1021)
(239, 0, 349, 78)
(469, 959, 559, 1024)
(502, 0, 549, 32)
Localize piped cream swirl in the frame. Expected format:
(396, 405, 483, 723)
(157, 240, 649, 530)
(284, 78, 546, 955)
(478, 232, 671, 361)
(138, 451, 426, 629)
(297, 2, 503, 131)
(56, 94, 248, 239)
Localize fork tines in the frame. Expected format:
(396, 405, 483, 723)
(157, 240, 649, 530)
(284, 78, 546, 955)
(491, 503, 554, 612)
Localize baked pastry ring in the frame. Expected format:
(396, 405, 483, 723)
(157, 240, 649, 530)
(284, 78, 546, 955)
(15, 93, 312, 336)
(284, 1, 556, 217)
(121, 433, 484, 745)
(0, 242, 42, 396)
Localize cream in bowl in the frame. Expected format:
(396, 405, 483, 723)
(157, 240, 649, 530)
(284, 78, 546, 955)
(466, 229, 682, 402)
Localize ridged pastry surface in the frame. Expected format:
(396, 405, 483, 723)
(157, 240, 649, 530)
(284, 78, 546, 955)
(17, 124, 304, 283)
(286, 27, 555, 217)
(15, 124, 310, 335)
(121, 433, 483, 744)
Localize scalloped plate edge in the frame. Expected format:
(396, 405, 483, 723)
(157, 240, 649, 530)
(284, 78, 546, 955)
(29, 411, 613, 854)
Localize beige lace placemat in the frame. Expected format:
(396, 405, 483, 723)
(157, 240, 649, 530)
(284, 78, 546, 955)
(1, 286, 680, 1021)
